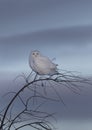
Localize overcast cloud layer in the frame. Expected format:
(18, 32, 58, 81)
(0, 0, 92, 130)
(0, 0, 92, 75)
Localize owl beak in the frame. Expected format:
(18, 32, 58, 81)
(35, 54, 37, 57)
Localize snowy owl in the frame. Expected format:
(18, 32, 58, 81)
(29, 50, 58, 75)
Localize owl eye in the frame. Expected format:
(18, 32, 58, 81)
(36, 52, 39, 55)
(32, 53, 35, 55)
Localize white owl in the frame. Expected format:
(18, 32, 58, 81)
(29, 50, 58, 75)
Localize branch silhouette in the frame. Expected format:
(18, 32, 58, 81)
(0, 70, 91, 130)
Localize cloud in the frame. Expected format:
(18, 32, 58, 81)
(0, 0, 92, 75)
(0, 24, 92, 74)
(1, 25, 92, 45)
(0, 0, 92, 37)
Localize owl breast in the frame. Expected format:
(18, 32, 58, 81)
(32, 56, 57, 75)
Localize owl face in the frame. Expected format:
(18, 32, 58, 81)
(31, 50, 40, 58)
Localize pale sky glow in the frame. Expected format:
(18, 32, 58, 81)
(0, 0, 92, 130)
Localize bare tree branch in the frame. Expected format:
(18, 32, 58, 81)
(0, 71, 91, 130)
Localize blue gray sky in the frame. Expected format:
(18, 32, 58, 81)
(0, 0, 92, 75)
(0, 0, 92, 130)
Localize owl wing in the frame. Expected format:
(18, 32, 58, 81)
(38, 56, 57, 69)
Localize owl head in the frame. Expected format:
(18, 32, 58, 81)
(31, 50, 41, 58)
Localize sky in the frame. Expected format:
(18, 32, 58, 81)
(0, 0, 92, 130)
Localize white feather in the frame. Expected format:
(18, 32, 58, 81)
(29, 50, 58, 75)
